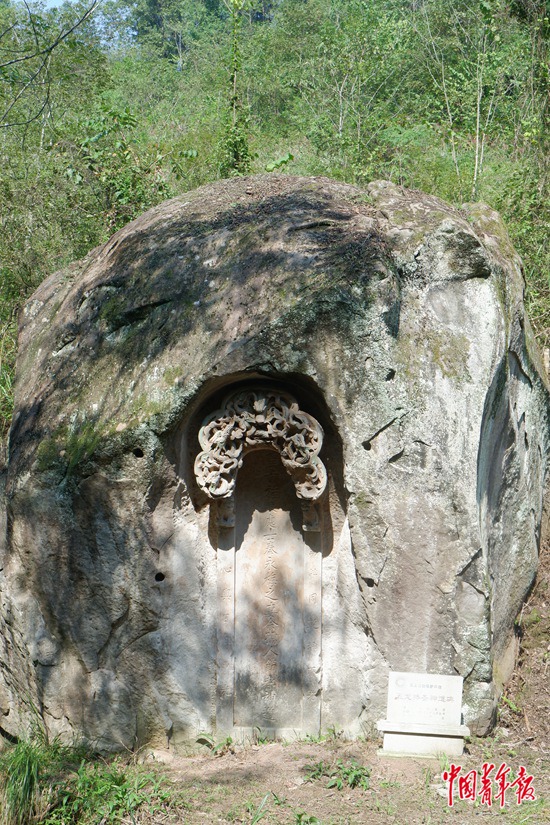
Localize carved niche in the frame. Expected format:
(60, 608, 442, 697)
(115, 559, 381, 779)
(194, 388, 327, 531)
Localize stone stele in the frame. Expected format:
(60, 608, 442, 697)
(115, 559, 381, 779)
(0, 175, 548, 752)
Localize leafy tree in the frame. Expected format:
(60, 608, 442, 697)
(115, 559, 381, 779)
(0, 0, 549, 436)
(61, 103, 171, 231)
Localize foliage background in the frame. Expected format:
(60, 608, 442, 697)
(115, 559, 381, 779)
(0, 0, 548, 435)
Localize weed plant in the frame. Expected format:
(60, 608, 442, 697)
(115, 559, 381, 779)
(294, 814, 321, 825)
(0, 738, 45, 825)
(0, 731, 80, 825)
(0, 730, 176, 825)
(303, 758, 370, 791)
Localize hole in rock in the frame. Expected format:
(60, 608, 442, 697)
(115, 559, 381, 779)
(155, 572, 165, 582)
(365, 578, 375, 588)
(363, 441, 372, 451)
(133, 447, 144, 458)
(385, 369, 396, 381)
(388, 449, 404, 464)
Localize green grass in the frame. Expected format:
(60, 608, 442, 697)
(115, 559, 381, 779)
(303, 758, 370, 791)
(0, 739, 45, 825)
(0, 731, 179, 825)
(0, 732, 80, 825)
(0, 315, 16, 439)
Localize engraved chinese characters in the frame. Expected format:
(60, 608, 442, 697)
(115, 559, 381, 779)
(194, 389, 327, 530)
(221, 450, 323, 736)
(202, 390, 326, 737)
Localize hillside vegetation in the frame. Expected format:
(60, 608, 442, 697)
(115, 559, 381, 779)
(1, 0, 548, 435)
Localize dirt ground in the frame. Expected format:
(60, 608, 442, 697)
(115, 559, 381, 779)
(141, 541, 550, 825)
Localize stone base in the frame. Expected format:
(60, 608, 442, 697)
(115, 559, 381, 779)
(377, 721, 470, 758)
(220, 726, 307, 744)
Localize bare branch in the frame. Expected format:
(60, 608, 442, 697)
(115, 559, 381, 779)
(0, 21, 18, 43)
(0, 1, 101, 70)
(0, 1, 101, 128)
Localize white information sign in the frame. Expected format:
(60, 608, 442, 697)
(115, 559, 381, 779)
(378, 671, 469, 758)
(387, 671, 463, 728)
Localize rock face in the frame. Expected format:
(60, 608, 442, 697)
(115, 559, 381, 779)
(0, 175, 548, 750)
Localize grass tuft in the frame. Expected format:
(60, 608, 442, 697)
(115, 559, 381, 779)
(0, 739, 42, 825)
(0, 730, 179, 825)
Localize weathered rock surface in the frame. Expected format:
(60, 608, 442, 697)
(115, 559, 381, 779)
(0, 175, 548, 749)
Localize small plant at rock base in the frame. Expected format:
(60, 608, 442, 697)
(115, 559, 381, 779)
(253, 726, 271, 745)
(196, 732, 215, 749)
(294, 813, 321, 825)
(303, 732, 327, 744)
(212, 735, 235, 756)
(303, 758, 370, 791)
(196, 732, 235, 756)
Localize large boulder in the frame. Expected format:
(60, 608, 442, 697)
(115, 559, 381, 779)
(0, 175, 548, 750)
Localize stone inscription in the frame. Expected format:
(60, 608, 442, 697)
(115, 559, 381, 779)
(232, 450, 320, 730)
(263, 503, 279, 687)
